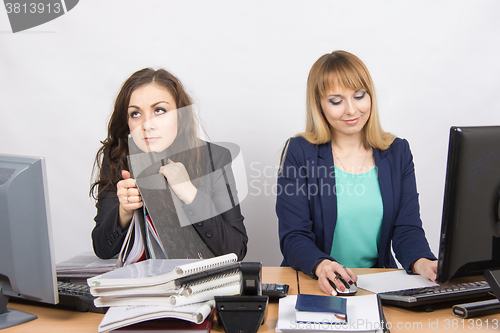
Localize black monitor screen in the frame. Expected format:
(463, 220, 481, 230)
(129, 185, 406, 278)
(436, 126, 500, 283)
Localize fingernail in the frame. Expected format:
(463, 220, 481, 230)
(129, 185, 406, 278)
(331, 289, 337, 296)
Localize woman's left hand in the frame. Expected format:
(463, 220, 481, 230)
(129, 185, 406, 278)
(413, 258, 438, 282)
(159, 159, 197, 205)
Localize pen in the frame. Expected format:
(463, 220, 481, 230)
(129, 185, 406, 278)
(296, 269, 301, 295)
(377, 294, 390, 333)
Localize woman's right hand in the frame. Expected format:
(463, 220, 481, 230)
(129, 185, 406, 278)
(117, 170, 143, 230)
(314, 259, 357, 296)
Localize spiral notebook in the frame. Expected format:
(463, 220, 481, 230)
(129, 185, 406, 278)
(98, 300, 215, 333)
(168, 270, 242, 307)
(87, 253, 237, 290)
(110, 309, 215, 333)
(93, 270, 242, 307)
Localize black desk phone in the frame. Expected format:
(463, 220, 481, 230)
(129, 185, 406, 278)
(262, 283, 289, 299)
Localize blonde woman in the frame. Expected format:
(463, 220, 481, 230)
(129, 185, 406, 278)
(276, 51, 437, 296)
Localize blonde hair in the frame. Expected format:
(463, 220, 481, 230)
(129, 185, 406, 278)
(297, 50, 395, 150)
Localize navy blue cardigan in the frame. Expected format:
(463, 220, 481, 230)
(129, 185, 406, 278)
(276, 136, 436, 277)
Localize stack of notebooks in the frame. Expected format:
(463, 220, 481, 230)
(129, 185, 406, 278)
(87, 253, 242, 332)
(99, 302, 215, 333)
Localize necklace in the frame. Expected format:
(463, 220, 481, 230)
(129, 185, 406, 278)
(332, 146, 369, 174)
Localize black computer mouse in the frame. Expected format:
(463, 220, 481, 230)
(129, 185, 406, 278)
(329, 274, 358, 296)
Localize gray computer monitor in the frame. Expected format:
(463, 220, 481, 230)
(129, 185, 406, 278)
(0, 154, 58, 329)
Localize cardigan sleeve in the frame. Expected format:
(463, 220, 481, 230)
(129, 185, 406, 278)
(277, 137, 334, 277)
(390, 139, 437, 271)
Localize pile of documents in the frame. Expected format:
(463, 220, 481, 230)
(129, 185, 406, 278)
(56, 251, 117, 279)
(86, 253, 242, 332)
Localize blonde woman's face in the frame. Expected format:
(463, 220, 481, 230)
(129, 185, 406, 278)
(320, 85, 371, 138)
(128, 83, 178, 153)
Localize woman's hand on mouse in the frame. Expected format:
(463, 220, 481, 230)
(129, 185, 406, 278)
(159, 159, 197, 205)
(117, 170, 143, 230)
(314, 259, 357, 296)
(413, 258, 438, 282)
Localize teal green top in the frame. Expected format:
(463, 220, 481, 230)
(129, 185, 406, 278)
(330, 166, 383, 268)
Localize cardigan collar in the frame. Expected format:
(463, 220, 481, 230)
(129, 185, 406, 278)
(318, 140, 389, 161)
(373, 146, 393, 267)
(318, 141, 333, 160)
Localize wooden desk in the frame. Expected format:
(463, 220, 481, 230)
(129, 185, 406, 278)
(6, 267, 500, 332)
(296, 268, 500, 333)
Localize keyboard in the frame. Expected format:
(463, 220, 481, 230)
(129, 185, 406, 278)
(57, 281, 106, 313)
(11, 281, 106, 313)
(378, 281, 493, 308)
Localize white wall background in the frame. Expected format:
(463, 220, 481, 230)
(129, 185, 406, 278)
(1, 0, 499, 266)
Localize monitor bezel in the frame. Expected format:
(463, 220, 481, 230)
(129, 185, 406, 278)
(436, 126, 500, 283)
(0, 154, 58, 329)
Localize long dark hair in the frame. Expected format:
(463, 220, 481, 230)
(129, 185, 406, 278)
(90, 68, 203, 199)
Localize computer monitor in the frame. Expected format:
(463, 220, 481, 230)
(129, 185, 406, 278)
(436, 126, 500, 284)
(0, 154, 58, 329)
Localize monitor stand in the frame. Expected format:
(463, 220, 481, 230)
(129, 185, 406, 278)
(485, 268, 500, 299)
(450, 269, 500, 318)
(0, 287, 37, 330)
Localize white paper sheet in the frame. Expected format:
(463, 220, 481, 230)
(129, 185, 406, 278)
(357, 270, 437, 294)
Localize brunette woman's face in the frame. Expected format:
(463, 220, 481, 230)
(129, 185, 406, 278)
(128, 83, 178, 153)
(320, 84, 371, 138)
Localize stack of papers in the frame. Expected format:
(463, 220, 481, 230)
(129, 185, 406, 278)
(99, 301, 214, 333)
(92, 253, 242, 333)
(56, 251, 117, 279)
(356, 270, 437, 293)
(277, 295, 382, 333)
(87, 254, 242, 308)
